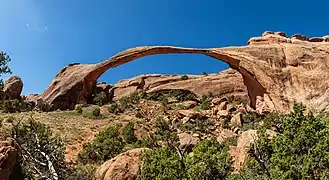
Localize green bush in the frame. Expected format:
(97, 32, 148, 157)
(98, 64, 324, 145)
(138, 147, 186, 180)
(36, 99, 53, 112)
(122, 121, 137, 144)
(93, 91, 108, 106)
(67, 164, 97, 180)
(11, 118, 70, 179)
(146, 90, 197, 103)
(185, 140, 232, 180)
(75, 106, 83, 114)
(195, 94, 213, 110)
(107, 92, 142, 114)
(242, 103, 329, 179)
(2, 99, 22, 113)
(82, 106, 104, 119)
(138, 140, 232, 180)
(92, 107, 101, 117)
(108, 103, 119, 114)
(78, 125, 124, 164)
(180, 75, 189, 80)
(155, 117, 179, 149)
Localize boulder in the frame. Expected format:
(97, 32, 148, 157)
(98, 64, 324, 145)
(230, 112, 243, 127)
(178, 132, 199, 149)
(217, 110, 229, 118)
(217, 129, 238, 143)
(0, 140, 18, 180)
(229, 129, 278, 172)
(94, 148, 149, 180)
(229, 130, 257, 173)
(3, 76, 23, 100)
(175, 101, 198, 109)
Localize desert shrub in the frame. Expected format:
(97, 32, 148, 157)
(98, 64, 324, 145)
(107, 92, 142, 114)
(185, 140, 232, 180)
(180, 75, 189, 80)
(2, 99, 21, 113)
(195, 94, 213, 110)
(138, 147, 186, 180)
(78, 125, 124, 164)
(202, 72, 208, 76)
(36, 99, 53, 112)
(75, 106, 83, 114)
(242, 103, 329, 179)
(92, 107, 100, 117)
(11, 117, 69, 179)
(138, 140, 232, 180)
(122, 121, 137, 144)
(93, 91, 108, 106)
(155, 117, 179, 149)
(67, 164, 97, 180)
(82, 106, 104, 119)
(146, 90, 197, 103)
(180, 117, 215, 134)
(135, 110, 143, 118)
(108, 102, 119, 114)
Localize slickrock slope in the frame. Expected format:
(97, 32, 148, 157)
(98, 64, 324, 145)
(40, 31, 329, 113)
(110, 68, 247, 101)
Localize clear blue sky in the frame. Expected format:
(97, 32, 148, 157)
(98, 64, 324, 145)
(1, 0, 328, 95)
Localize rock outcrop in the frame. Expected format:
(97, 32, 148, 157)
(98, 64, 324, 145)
(39, 31, 329, 113)
(110, 69, 247, 101)
(94, 148, 149, 180)
(3, 76, 23, 100)
(0, 140, 18, 180)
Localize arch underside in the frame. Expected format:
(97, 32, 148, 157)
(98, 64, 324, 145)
(89, 46, 271, 111)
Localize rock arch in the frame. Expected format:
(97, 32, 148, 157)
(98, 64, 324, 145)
(40, 32, 329, 112)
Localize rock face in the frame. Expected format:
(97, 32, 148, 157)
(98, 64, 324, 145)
(39, 31, 329, 113)
(0, 141, 18, 180)
(3, 76, 23, 100)
(94, 148, 149, 180)
(110, 69, 247, 102)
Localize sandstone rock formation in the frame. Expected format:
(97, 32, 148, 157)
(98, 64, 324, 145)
(0, 140, 18, 180)
(3, 76, 23, 100)
(110, 69, 247, 102)
(94, 148, 149, 180)
(39, 31, 329, 113)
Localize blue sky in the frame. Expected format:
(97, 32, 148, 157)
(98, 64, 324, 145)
(1, 0, 329, 94)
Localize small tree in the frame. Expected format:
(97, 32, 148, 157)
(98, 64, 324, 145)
(93, 92, 108, 106)
(78, 125, 124, 164)
(185, 140, 232, 180)
(0, 51, 12, 75)
(122, 121, 137, 144)
(180, 75, 189, 80)
(0, 51, 12, 99)
(11, 117, 68, 179)
(138, 147, 186, 180)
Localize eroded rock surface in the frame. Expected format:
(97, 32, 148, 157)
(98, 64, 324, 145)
(94, 148, 149, 180)
(110, 69, 247, 102)
(3, 76, 23, 100)
(39, 31, 329, 113)
(0, 141, 18, 180)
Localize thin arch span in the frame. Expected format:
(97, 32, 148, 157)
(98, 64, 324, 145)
(41, 46, 280, 112)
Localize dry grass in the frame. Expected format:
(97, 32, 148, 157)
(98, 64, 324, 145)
(0, 110, 136, 162)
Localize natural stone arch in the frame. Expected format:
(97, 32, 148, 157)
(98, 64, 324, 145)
(37, 32, 329, 113)
(40, 46, 277, 111)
